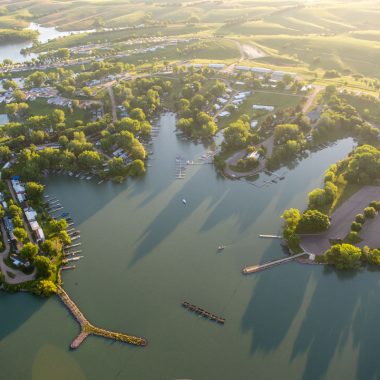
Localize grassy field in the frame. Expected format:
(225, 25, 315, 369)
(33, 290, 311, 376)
(0, 99, 91, 125)
(218, 90, 303, 129)
(1, 0, 380, 87)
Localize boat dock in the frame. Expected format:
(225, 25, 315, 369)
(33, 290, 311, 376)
(62, 265, 76, 270)
(65, 243, 81, 249)
(181, 301, 225, 324)
(175, 156, 187, 179)
(242, 252, 308, 274)
(259, 234, 282, 239)
(56, 286, 147, 349)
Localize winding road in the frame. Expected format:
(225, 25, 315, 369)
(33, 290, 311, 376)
(0, 223, 36, 285)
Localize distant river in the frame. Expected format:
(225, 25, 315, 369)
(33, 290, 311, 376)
(1, 114, 377, 380)
(0, 23, 87, 63)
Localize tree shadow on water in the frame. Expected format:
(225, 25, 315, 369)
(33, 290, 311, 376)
(291, 267, 362, 380)
(0, 292, 44, 342)
(129, 168, 231, 267)
(241, 248, 312, 354)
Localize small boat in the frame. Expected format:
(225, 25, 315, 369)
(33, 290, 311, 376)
(218, 245, 225, 251)
(182, 198, 187, 205)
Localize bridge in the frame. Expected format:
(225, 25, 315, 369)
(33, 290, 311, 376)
(56, 286, 147, 349)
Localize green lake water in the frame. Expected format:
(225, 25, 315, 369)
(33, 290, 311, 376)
(1, 114, 378, 380)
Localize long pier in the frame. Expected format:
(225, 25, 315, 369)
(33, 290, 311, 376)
(56, 286, 147, 349)
(182, 301, 225, 324)
(242, 252, 308, 274)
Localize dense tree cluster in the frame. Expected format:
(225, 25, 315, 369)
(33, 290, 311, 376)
(222, 115, 259, 151)
(296, 209, 330, 233)
(312, 86, 379, 143)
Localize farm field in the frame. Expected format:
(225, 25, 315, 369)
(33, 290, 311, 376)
(1, 0, 379, 82)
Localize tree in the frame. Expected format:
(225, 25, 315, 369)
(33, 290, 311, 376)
(13, 89, 26, 102)
(130, 108, 146, 121)
(351, 221, 362, 232)
(25, 71, 48, 87)
(78, 150, 102, 170)
(223, 120, 250, 149)
(355, 214, 365, 224)
(364, 206, 376, 219)
(40, 239, 62, 258)
(324, 181, 338, 203)
(13, 227, 28, 242)
(20, 242, 38, 260)
(35, 280, 57, 296)
(34, 256, 54, 279)
(2, 79, 18, 90)
(324, 244, 362, 270)
(190, 94, 205, 110)
(57, 230, 71, 245)
(281, 208, 301, 231)
(9, 204, 22, 218)
(108, 157, 128, 178)
(51, 109, 65, 125)
(30, 130, 45, 144)
(210, 81, 226, 97)
(297, 210, 330, 233)
(128, 159, 145, 176)
(369, 201, 380, 211)
(274, 124, 301, 145)
(0, 146, 11, 162)
(13, 215, 23, 228)
(130, 141, 146, 160)
(362, 247, 380, 266)
(25, 182, 45, 202)
(58, 135, 69, 147)
(49, 218, 68, 233)
(308, 188, 327, 209)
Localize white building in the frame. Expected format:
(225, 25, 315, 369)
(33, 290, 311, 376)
(208, 63, 225, 69)
(253, 105, 275, 112)
(252, 67, 272, 75)
(250, 120, 258, 129)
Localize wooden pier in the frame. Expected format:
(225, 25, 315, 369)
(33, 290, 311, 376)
(242, 252, 307, 274)
(56, 286, 147, 349)
(182, 301, 225, 324)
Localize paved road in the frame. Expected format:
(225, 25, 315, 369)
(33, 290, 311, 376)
(303, 85, 324, 114)
(301, 186, 380, 255)
(106, 85, 118, 123)
(0, 223, 36, 284)
(224, 135, 274, 178)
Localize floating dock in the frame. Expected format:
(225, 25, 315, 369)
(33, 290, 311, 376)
(182, 301, 225, 324)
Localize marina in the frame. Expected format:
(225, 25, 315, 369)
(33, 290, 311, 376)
(0, 114, 361, 379)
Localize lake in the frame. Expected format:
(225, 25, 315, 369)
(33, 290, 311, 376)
(1, 114, 378, 380)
